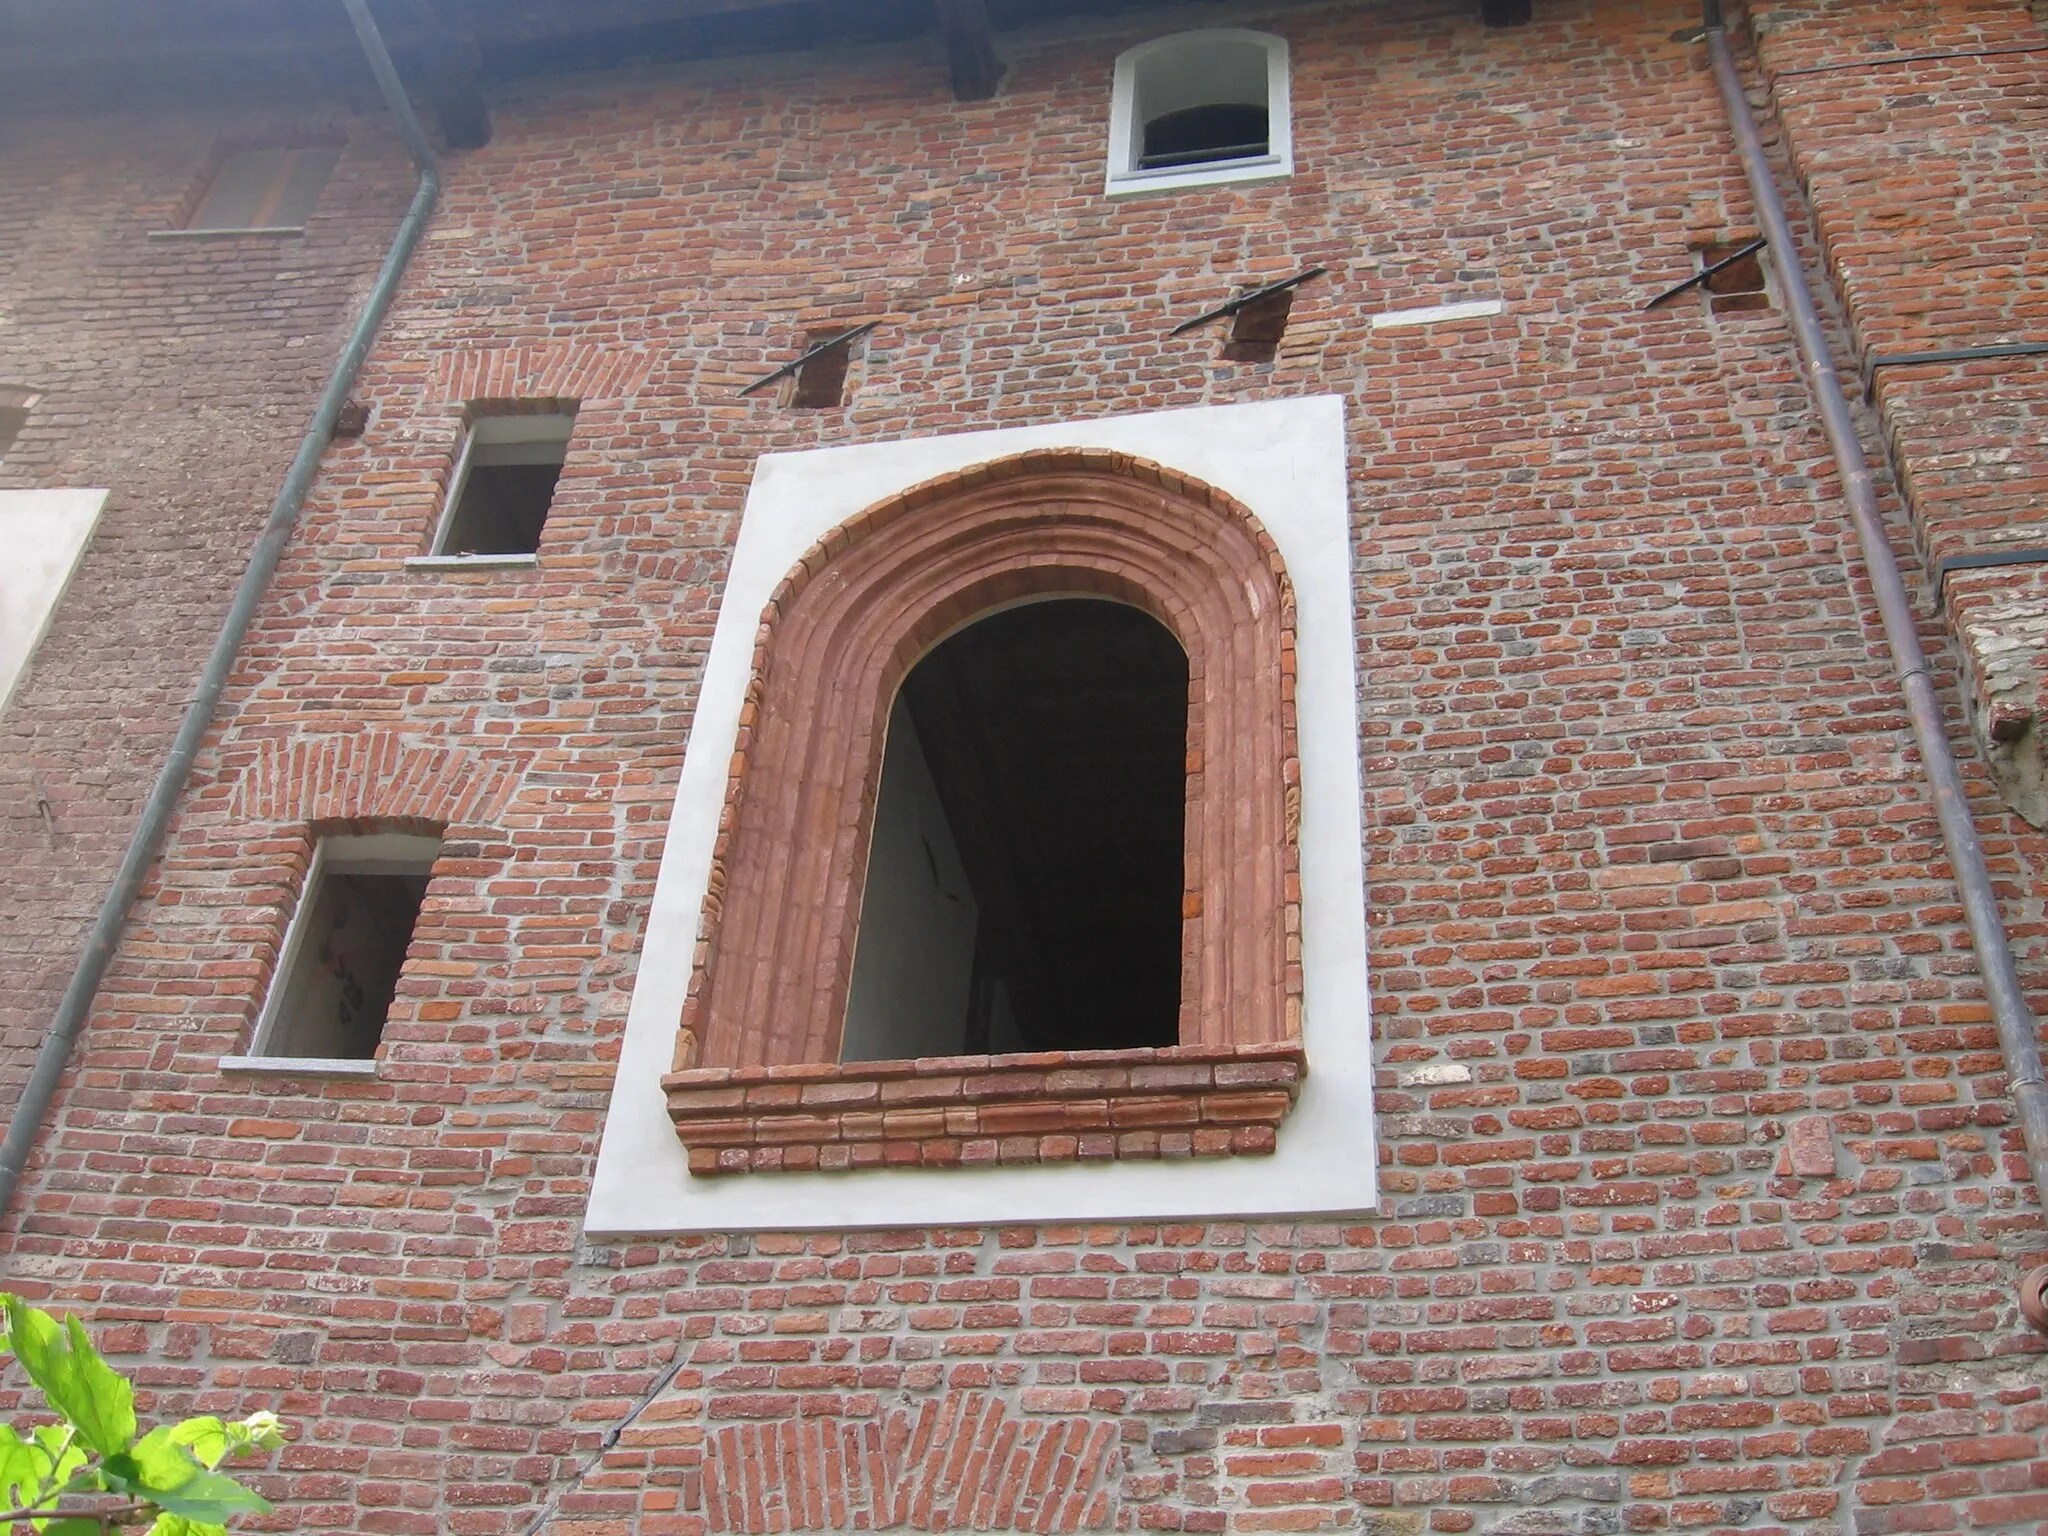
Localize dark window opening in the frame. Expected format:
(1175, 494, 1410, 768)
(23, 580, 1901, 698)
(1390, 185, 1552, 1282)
(1140, 103, 1269, 170)
(259, 836, 436, 1061)
(189, 146, 338, 231)
(1696, 239, 1769, 314)
(792, 336, 854, 409)
(435, 414, 573, 556)
(1221, 288, 1295, 363)
(841, 598, 1189, 1063)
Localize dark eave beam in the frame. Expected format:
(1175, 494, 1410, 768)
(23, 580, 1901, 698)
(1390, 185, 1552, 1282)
(1481, 0, 1533, 24)
(417, 28, 491, 148)
(935, 0, 1002, 101)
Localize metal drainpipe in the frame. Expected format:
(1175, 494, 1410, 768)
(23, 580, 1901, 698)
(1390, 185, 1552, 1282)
(0, 0, 440, 1230)
(1699, 0, 2048, 1320)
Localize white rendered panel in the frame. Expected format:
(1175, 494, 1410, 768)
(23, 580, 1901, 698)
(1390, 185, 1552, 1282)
(0, 490, 108, 717)
(589, 396, 1372, 1234)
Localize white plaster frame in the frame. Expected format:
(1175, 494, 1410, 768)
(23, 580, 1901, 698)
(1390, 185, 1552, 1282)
(0, 489, 109, 719)
(589, 397, 1373, 1235)
(1104, 30, 1293, 198)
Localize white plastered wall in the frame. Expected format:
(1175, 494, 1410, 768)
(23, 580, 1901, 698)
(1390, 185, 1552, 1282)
(587, 396, 1373, 1235)
(0, 490, 109, 717)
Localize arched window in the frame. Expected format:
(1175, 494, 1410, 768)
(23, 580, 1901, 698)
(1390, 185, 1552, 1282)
(841, 598, 1189, 1065)
(1105, 30, 1293, 196)
(664, 453, 1305, 1175)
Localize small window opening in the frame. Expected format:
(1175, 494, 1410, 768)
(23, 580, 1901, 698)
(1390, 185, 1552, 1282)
(1220, 288, 1294, 363)
(255, 832, 438, 1062)
(841, 598, 1189, 1063)
(433, 411, 575, 556)
(1108, 31, 1290, 194)
(792, 334, 854, 410)
(0, 390, 34, 462)
(1696, 239, 1769, 314)
(188, 146, 339, 232)
(1141, 103, 1269, 170)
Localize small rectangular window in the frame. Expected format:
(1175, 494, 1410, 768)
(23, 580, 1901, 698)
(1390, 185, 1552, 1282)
(188, 147, 339, 232)
(252, 832, 438, 1063)
(432, 412, 575, 556)
(0, 394, 33, 461)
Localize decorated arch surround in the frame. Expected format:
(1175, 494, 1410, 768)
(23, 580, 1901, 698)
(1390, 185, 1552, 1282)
(665, 449, 1307, 1175)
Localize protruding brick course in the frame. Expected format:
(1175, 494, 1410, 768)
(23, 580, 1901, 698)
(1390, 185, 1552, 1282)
(666, 1041, 1306, 1174)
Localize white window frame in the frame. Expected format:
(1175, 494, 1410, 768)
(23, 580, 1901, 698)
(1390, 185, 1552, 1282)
(229, 831, 440, 1075)
(587, 396, 1371, 1235)
(1104, 30, 1293, 198)
(424, 412, 576, 559)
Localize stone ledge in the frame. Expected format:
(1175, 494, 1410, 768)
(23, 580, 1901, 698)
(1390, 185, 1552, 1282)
(664, 1041, 1307, 1176)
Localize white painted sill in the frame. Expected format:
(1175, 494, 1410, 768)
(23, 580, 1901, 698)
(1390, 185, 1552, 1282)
(1104, 155, 1290, 198)
(1370, 298, 1508, 331)
(220, 1054, 379, 1079)
(148, 227, 307, 241)
(404, 552, 540, 571)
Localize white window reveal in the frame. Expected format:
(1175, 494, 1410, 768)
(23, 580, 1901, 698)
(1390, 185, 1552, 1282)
(1105, 30, 1292, 197)
(229, 831, 439, 1075)
(430, 411, 576, 558)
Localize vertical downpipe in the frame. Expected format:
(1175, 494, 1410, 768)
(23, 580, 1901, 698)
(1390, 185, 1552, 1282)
(1696, 0, 2048, 1321)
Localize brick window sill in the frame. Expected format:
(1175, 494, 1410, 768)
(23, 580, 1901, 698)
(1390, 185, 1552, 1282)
(664, 1041, 1306, 1176)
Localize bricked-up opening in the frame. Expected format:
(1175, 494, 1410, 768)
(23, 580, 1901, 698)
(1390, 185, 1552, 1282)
(1695, 238, 1769, 315)
(252, 831, 438, 1063)
(432, 411, 575, 556)
(841, 599, 1189, 1064)
(665, 453, 1305, 1175)
(187, 146, 339, 231)
(1220, 289, 1294, 363)
(791, 334, 854, 410)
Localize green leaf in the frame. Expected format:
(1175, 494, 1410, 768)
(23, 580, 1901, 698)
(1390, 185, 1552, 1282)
(149, 1516, 229, 1536)
(166, 1417, 228, 1472)
(28, 1425, 85, 1491)
(0, 1297, 136, 1456)
(104, 1433, 270, 1523)
(0, 1424, 48, 1511)
(33, 1519, 102, 1536)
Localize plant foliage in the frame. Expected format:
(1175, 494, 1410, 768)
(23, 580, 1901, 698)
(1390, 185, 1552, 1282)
(0, 1295, 283, 1535)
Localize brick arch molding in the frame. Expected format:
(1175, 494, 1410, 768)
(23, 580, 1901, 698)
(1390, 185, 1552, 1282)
(664, 449, 1307, 1175)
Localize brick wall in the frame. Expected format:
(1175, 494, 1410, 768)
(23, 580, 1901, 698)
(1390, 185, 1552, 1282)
(0, 103, 419, 1111)
(5, 2, 2048, 1533)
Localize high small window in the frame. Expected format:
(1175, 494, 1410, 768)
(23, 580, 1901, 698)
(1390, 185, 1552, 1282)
(0, 387, 36, 461)
(188, 147, 339, 232)
(1106, 30, 1292, 196)
(431, 411, 576, 557)
(251, 832, 438, 1064)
